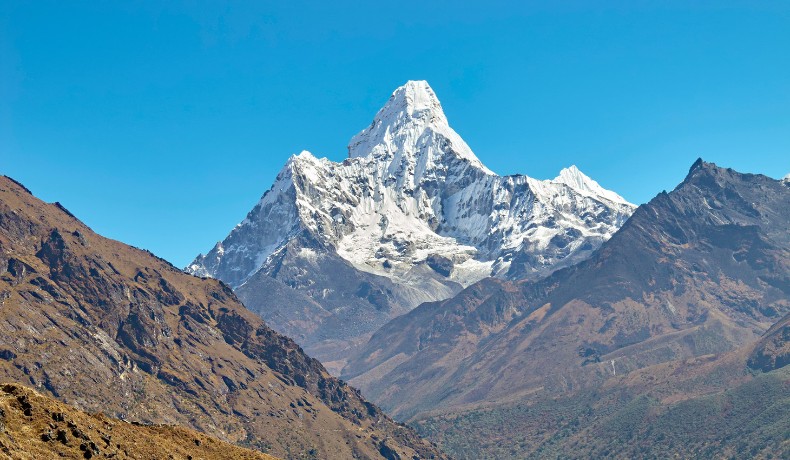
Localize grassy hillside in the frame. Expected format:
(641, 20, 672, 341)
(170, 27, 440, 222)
(416, 365, 789, 459)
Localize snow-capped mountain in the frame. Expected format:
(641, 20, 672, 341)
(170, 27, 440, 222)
(187, 81, 636, 364)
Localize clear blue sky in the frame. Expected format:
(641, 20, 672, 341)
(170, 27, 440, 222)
(2, 1, 789, 267)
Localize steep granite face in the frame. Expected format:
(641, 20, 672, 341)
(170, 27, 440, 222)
(0, 176, 446, 459)
(188, 80, 635, 362)
(342, 160, 790, 420)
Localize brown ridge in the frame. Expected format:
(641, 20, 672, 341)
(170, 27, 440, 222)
(0, 176, 445, 459)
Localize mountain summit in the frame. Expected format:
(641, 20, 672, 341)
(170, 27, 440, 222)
(188, 81, 636, 363)
(348, 80, 491, 174)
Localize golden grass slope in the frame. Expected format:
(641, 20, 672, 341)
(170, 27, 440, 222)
(0, 383, 276, 460)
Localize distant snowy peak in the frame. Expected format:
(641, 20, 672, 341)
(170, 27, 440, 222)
(553, 165, 631, 205)
(783, 173, 790, 183)
(347, 80, 493, 175)
(189, 80, 636, 294)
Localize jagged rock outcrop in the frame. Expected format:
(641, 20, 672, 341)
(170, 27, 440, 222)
(748, 311, 790, 372)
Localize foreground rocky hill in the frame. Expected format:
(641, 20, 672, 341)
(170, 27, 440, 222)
(0, 383, 275, 459)
(343, 160, 790, 422)
(0, 175, 445, 459)
(188, 81, 634, 366)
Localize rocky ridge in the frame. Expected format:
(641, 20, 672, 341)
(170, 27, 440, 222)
(0, 175, 445, 459)
(342, 160, 790, 420)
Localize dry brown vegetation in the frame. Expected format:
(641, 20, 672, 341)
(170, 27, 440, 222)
(0, 383, 277, 460)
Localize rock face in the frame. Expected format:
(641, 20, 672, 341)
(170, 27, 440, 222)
(748, 311, 790, 372)
(188, 80, 635, 362)
(0, 383, 276, 460)
(341, 160, 790, 420)
(0, 176, 445, 459)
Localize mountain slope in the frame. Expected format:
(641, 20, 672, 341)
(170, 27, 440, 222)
(188, 80, 634, 362)
(415, 346, 790, 459)
(0, 383, 276, 460)
(0, 175, 445, 459)
(417, 308, 790, 459)
(343, 160, 790, 419)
